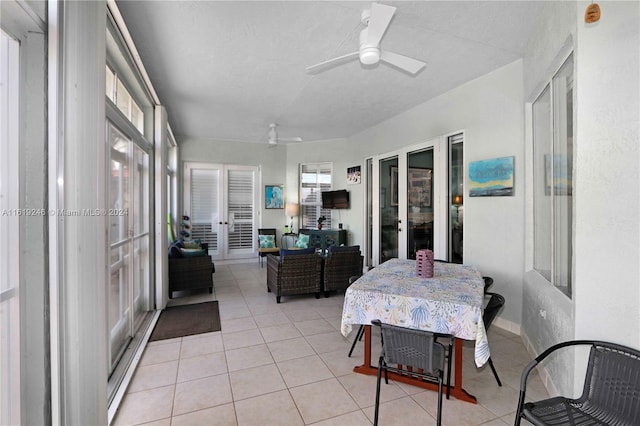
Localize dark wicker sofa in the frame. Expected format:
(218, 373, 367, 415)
(168, 255, 214, 299)
(168, 242, 214, 299)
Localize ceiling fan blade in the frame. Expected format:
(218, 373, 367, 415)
(278, 137, 303, 143)
(305, 51, 359, 74)
(365, 3, 396, 47)
(381, 51, 426, 75)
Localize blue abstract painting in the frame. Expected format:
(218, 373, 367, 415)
(469, 156, 514, 197)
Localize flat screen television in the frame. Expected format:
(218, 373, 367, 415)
(321, 190, 350, 209)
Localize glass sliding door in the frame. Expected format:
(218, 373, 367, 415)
(368, 136, 459, 266)
(407, 149, 434, 260)
(365, 158, 373, 269)
(379, 156, 399, 263)
(107, 122, 151, 373)
(108, 125, 131, 370)
(449, 134, 464, 263)
(132, 145, 150, 330)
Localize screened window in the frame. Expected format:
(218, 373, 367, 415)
(106, 65, 144, 133)
(533, 53, 574, 298)
(300, 163, 332, 229)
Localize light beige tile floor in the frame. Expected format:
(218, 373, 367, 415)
(113, 261, 546, 426)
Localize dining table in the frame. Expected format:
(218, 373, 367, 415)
(340, 258, 490, 404)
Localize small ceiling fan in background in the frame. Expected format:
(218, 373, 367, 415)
(306, 2, 426, 75)
(267, 123, 303, 147)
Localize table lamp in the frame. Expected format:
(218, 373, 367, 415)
(285, 202, 299, 233)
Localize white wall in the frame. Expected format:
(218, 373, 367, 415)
(573, 1, 639, 345)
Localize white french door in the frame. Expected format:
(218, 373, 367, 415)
(184, 162, 257, 261)
(368, 138, 449, 266)
(107, 121, 151, 373)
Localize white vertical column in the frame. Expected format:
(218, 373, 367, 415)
(154, 106, 169, 309)
(49, 1, 108, 424)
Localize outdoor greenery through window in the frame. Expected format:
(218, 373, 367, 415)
(533, 53, 574, 298)
(300, 163, 332, 229)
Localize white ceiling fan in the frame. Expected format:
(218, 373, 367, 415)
(306, 2, 426, 75)
(267, 123, 303, 147)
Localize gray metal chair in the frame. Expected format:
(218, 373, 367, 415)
(373, 319, 445, 426)
(515, 340, 640, 426)
(483, 292, 505, 386)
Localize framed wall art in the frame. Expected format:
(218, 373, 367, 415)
(469, 156, 514, 197)
(347, 165, 361, 184)
(265, 184, 284, 209)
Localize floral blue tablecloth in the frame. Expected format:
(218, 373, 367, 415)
(341, 258, 490, 367)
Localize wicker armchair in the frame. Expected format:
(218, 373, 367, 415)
(322, 246, 363, 296)
(266, 250, 322, 303)
(168, 255, 214, 299)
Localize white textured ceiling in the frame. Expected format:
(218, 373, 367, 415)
(116, 1, 544, 143)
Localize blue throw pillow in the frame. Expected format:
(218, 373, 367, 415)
(295, 233, 310, 248)
(259, 234, 276, 248)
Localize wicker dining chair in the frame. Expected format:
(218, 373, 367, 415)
(515, 340, 640, 426)
(372, 319, 446, 426)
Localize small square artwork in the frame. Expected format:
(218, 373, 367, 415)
(347, 166, 361, 184)
(469, 156, 514, 197)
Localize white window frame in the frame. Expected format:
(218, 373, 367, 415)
(0, 28, 21, 426)
(531, 52, 575, 298)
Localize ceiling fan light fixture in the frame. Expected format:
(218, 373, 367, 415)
(360, 46, 380, 65)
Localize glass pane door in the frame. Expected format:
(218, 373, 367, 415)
(132, 145, 149, 329)
(108, 125, 131, 370)
(107, 123, 151, 373)
(380, 156, 399, 263)
(407, 149, 434, 259)
(449, 136, 464, 263)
